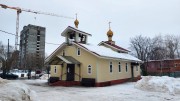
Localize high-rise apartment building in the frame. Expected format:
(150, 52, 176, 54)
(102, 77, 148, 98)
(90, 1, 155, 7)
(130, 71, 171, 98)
(19, 24, 45, 70)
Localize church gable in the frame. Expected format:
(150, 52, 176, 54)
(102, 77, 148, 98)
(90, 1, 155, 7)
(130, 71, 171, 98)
(45, 42, 98, 65)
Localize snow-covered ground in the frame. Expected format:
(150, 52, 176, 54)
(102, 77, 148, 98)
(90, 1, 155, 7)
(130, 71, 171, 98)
(0, 77, 36, 101)
(1, 76, 180, 101)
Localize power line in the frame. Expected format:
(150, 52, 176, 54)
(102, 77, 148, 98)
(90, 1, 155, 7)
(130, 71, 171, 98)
(0, 30, 17, 36)
(45, 42, 60, 45)
(0, 29, 60, 45)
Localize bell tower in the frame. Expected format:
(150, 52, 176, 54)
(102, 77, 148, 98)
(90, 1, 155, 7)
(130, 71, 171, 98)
(61, 14, 92, 45)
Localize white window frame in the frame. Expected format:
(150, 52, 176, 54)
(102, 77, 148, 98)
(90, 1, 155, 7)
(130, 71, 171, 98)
(54, 66, 57, 74)
(118, 62, 121, 73)
(109, 62, 113, 73)
(77, 48, 81, 56)
(126, 63, 128, 72)
(87, 65, 92, 75)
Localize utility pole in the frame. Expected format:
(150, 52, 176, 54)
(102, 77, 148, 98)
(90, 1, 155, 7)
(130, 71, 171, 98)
(7, 39, 10, 60)
(7, 39, 10, 72)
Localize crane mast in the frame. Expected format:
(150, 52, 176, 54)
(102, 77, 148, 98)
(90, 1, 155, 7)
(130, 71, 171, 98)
(15, 10, 21, 50)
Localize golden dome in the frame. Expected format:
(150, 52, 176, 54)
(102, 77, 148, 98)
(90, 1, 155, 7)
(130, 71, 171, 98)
(107, 29, 113, 37)
(74, 19, 79, 28)
(74, 14, 79, 28)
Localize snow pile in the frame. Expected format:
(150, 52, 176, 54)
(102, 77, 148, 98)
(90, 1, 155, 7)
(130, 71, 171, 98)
(40, 74, 49, 80)
(135, 76, 180, 95)
(0, 77, 9, 84)
(0, 78, 37, 101)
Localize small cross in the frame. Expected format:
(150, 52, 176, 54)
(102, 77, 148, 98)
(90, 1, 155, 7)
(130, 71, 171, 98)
(108, 22, 111, 29)
(75, 13, 77, 19)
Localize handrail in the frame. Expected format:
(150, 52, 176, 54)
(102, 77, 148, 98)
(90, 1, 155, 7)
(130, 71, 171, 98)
(60, 73, 67, 79)
(74, 73, 81, 79)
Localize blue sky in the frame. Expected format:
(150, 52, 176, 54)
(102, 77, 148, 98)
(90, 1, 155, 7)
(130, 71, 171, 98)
(0, 0, 180, 55)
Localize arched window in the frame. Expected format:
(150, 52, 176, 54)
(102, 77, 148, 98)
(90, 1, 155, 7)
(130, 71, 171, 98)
(54, 66, 57, 73)
(126, 63, 128, 72)
(118, 62, 121, 72)
(87, 65, 92, 74)
(77, 48, 81, 56)
(110, 62, 113, 73)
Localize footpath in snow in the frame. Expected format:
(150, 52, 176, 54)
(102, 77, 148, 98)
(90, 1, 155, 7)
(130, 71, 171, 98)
(135, 76, 180, 95)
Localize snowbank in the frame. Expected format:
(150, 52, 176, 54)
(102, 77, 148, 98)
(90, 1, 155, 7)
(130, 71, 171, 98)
(0, 78, 37, 101)
(135, 76, 180, 95)
(40, 74, 50, 80)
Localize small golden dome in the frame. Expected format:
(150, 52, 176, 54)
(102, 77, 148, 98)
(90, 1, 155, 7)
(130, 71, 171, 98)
(74, 14, 79, 28)
(74, 19, 79, 28)
(107, 29, 113, 37)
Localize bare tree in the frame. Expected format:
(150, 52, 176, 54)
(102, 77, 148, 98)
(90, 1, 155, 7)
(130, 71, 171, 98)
(130, 35, 152, 76)
(0, 42, 6, 70)
(0, 41, 14, 76)
(164, 35, 179, 59)
(25, 52, 45, 79)
(0, 42, 8, 71)
(130, 35, 151, 61)
(175, 35, 180, 58)
(10, 50, 19, 69)
(25, 53, 36, 79)
(149, 35, 166, 60)
(130, 34, 180, 60)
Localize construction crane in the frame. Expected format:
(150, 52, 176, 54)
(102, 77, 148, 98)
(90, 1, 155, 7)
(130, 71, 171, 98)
(0, 4, 73, 50)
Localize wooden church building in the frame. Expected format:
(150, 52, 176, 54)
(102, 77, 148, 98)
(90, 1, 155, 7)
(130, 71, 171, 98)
(45, 18, 142, 87)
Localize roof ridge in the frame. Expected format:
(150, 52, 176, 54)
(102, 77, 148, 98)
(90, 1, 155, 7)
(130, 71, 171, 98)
(102, 41, 130, 52)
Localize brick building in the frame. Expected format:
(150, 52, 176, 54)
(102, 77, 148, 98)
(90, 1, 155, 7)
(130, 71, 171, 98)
(145, 59, 180, 77)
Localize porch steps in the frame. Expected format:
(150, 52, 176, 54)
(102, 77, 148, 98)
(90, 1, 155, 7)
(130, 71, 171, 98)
(49, 81, 80, 87)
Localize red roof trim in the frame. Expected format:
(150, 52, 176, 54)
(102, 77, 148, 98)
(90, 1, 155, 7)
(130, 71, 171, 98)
(103, 41, 130, 52)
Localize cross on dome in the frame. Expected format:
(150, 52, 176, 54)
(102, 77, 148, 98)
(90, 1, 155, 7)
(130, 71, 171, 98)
(108, 22, 111, 29)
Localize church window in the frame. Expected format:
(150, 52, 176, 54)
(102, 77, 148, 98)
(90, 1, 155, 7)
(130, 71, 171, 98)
(77, 48, 81, 56)
(110, 62, 113, 73)
(87, 65, 92, 74)
(54, 66, 57, 74)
